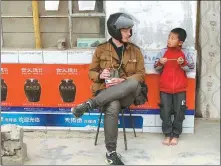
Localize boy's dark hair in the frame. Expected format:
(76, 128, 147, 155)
(171, 28, 187, 42)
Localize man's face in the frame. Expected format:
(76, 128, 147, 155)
(120, 28, 132, 43)
(167, 32, 183, 48)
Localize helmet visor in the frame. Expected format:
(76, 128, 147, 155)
(114, 13, 134, 29)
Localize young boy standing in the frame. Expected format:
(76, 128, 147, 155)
(154, 28, 195, 146)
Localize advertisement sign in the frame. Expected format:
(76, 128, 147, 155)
(1, 64, 195, 111)
(1, 64, 91, 108)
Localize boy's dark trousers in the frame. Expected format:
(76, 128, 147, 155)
(159, 91, 187, 138)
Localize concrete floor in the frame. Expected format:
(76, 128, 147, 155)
(23, 119, 220, 165)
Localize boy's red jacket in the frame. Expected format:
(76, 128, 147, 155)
(154, 47, 195, 94)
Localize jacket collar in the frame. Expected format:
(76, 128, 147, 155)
(104, 39, 132, 62)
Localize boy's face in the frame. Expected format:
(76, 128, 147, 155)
(120, 28, 132, 43)
(167, 32, 183, 48)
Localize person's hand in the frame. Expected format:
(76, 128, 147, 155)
(99, 68, 110, 79)
(111, 78, 125, 84)
(177, 57, 184, 64)
(159, 58, 167, 65)
(105, 78, 125, 88)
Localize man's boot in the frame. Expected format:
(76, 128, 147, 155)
(71, 99, 95, 118)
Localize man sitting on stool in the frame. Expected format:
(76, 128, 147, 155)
(71, 12, 147, 165)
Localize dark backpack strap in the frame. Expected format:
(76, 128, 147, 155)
(140, 81, 148, 102)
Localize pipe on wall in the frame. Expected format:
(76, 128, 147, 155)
(1, 1, 3, 48)
(68, 0, 73, 48)
(32, 0, 42, 48)
(195, 0, 203, 118)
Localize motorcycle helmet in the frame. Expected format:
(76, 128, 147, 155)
(107, 12, 134, 42)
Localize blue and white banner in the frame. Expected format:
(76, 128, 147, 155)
(1, 107, 194, 129)
(1, 111, 144, 129)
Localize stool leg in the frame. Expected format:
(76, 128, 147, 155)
(129, 107, 136, 137)
(121, 109, 127, 151)
(95, 112, 102, 146)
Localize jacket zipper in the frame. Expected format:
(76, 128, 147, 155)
(173, 68, 175, 93)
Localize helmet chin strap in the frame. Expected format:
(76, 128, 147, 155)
(117, 36, 125, 44)
(119, 39, 124, 43)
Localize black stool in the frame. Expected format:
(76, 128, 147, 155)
(94, 107, 136, 151)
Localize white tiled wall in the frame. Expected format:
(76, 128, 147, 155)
(1, 50, 94, 64)
(43, 50, 68, 64)
(155, 115, 195, 128)
(67, 50, 93, 64)
(1, 50, 19, 63)
(143, 114, 194, 133)
(142, 126, 194, 134)
(142, 114, 156, 127)
(19, 50, 43, 63)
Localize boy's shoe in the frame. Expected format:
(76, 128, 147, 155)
(105, 151, 124, 165)
(71, 102, 91, 118)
